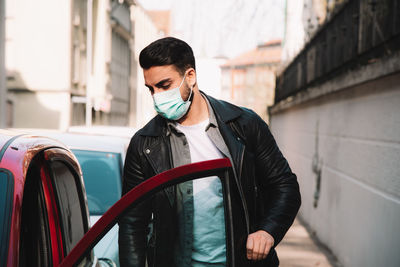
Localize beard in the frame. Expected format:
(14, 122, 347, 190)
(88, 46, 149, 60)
(182, 82, 194, 102)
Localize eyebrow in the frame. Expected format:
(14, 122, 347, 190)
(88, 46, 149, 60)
(155, 78, 172, 87)
(145, 78, 172, 89)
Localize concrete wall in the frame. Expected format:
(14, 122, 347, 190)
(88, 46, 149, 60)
(270, 73, 400, 267)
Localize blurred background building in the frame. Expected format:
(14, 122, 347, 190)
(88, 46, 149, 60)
(0, 0, 5, 128)
(146, 10, 170, 36)
(131, 4, 165, 128)
(3, 0, 160, 130)
(220, 40, 281, 122)
(167, 0, 285, 104)
(2, 0, 285, 129)
(271, 1, 400, 266)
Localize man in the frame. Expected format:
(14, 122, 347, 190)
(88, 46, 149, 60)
(119, 37, 301, 267)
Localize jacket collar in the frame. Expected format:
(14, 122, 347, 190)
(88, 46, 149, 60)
(138, 114, 167, 137)
(205, 93, 242, 123)
(139, 91, 242, 137)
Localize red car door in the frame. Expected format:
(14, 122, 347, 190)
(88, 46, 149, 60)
(0, 133, 95, 267)
(17, 148, 93, 267)
(60, 158, 237, 267)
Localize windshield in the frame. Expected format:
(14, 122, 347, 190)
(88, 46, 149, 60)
(72, 149, 122, 215)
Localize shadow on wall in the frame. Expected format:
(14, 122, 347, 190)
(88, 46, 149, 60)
(7, 70, 61, 129)
(312, 119, 323, 208)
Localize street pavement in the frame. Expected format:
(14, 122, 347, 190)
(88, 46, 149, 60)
(276, 218, 340, 267)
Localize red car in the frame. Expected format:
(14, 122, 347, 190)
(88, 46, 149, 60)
(0, 130, 233, 267)
(0, 129, 94, 266)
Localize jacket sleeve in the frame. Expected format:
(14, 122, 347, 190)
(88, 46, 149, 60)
(251, 113, 301, 246)
(118, 135, 152, 267)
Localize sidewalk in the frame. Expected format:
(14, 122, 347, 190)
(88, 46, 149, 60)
(276, 218, 340, 267)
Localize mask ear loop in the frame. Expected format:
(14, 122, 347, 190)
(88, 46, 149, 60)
(182, 71, 194, 103)
(186, 84, 194, 103)
(178, 72, 187, 89)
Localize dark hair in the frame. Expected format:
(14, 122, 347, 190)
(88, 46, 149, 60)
(139, 37, 196, 75)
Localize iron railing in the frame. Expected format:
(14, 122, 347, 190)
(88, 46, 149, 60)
(275, 0, 400, 103)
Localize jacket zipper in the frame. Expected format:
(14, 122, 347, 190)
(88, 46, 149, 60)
(151, 214, 157, 267)
(237, 143, 250, 234)
(230, 122, 250, 234)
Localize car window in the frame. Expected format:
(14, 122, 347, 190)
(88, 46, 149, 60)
(72, 149, 122, 215)
(60, 159, 234, 267)
(49, 161, 88, 255)
(19, 161, 52, 266)
(0, 170, 13, 263)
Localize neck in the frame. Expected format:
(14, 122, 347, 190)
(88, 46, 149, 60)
(177, 88, 208, 126)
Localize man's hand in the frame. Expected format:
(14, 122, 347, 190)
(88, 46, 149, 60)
(246, 230, 275, 261)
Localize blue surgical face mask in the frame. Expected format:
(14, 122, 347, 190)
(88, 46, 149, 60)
(152, 72, 193, 120)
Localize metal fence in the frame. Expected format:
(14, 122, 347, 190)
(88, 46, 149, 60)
(275, 0, 400, 103)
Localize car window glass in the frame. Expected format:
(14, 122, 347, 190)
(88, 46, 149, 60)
(50, 161, 87, 255)
(72, 149, 122, 215)
(19, 162, 52, 266)
(75, 175, 228, 267)
(0, 170, 13, 262)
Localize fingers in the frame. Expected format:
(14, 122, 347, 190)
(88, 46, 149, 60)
(259, 237, 267, 260)
(250, 235, 258, 260)
(262, 240, 270, 259)
(246, 234, 254, 260)
(246, 230, 274, 261)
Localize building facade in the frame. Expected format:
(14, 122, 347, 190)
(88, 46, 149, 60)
(5, 0, 136, 130)
(0, 0, 5, 128)
(129, 3, 162, 128)
(220, 41, 281, 122)
(271, 1, 400, 266)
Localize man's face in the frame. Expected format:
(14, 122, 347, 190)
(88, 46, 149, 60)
(143, 65, 191, 100)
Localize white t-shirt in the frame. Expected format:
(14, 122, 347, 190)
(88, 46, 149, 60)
(176, 119, 226, 264)
(176, 119, 224, 193)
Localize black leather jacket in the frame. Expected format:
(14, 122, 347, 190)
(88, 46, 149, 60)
(119, 94, 301, 267)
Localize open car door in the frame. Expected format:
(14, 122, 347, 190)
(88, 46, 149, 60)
(60, 158, 248, 267)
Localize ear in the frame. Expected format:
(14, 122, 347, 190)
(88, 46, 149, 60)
(186, 68, 197, 88)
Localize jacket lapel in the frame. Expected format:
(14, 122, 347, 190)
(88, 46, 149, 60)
(206, 94, 250, 233)
(205, 94, 244, 179)
(140, 116, 175, 207)
(217, 121, 244, 179)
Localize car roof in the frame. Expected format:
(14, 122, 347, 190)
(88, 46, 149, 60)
(0, 130, 20, 152)
(0, 129, 75, 179)
(8, 129, 131, 156)
(0, 129, 68, 157)
(68, 126, 136, 138)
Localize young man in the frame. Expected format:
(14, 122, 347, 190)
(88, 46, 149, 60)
(119, 37, 301, 267)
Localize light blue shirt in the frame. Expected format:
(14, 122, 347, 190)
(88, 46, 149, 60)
(167, 96, 231, 267)
(175, 119, 226, 266)
(191, 176, 226, 265)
